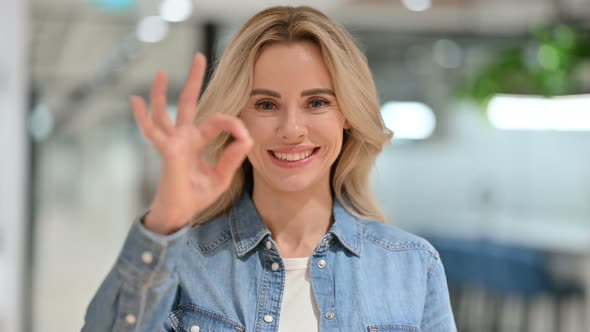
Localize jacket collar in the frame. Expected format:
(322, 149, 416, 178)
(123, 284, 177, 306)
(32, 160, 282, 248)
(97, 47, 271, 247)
(229, 190, 362, 257)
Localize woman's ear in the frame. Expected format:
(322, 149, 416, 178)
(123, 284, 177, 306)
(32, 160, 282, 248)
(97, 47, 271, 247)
(343, 119, 351, 130)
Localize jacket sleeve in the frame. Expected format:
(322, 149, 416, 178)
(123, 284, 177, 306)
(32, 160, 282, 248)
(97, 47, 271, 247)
(420, 255, 458, 332)
(81, 212, 192, 332)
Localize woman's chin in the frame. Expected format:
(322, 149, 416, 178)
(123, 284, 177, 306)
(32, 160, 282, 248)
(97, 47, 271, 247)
(251, 164, 331, 194)
(272, 177, 316, 193)
(258, 174, 322, 194)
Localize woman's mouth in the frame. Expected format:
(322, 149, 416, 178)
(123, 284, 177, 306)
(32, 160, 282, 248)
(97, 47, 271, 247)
(267, 147, 320, 168)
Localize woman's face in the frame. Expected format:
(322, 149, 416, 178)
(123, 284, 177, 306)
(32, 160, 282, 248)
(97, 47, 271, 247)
(239, 41, 349, 193)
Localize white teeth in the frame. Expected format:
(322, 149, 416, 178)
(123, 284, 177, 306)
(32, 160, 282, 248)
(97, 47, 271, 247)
(272, 149, 314, 161)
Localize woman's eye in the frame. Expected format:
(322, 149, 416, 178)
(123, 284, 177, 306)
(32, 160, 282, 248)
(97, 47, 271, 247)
(255, 101, 276, 111)
(308, 99, 329, 109)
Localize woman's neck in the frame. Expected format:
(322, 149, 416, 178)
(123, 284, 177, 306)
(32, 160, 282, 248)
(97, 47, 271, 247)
(251, 179, 333, 258)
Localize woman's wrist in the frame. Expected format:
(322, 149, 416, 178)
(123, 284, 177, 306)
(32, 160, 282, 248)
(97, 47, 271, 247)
(143, 210, 186, 235)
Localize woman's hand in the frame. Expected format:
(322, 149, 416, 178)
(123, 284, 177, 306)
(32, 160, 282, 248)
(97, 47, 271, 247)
(131, 53, 253, 235)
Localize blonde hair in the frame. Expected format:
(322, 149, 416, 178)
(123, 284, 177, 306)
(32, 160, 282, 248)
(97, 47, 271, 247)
(191, 6, 393, 224)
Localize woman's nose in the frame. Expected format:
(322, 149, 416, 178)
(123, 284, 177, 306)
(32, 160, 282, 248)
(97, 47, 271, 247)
(277, 107, 307, 141)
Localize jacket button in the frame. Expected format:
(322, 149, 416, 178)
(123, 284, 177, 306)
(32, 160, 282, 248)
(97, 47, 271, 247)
(125, 313, 137, 325)
(325, 311, 335, 320)
(317, 259, 327, 269)
(190, 326, 201, 332)
(266, 240, 273, 250)
(141, 251, 154, 264)
(271, 262, 280, 271)
(264, 314, 274, 323)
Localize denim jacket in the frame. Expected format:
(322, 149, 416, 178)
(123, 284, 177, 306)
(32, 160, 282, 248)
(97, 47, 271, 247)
(82, 190, 456, 332)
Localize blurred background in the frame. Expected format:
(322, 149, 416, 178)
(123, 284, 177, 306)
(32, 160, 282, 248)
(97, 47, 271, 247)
(1, 0, 590, 331)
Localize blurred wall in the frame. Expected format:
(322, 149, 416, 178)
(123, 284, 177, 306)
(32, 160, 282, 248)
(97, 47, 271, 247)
(0, 0, 29, 331)
(373, 102, 590, 247)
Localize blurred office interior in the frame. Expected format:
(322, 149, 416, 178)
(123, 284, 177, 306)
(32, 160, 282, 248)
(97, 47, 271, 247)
(1, 0, 590, 331)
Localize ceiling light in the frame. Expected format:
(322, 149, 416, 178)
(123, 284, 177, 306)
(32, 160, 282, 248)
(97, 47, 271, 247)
(381, 101, 436, 140)
(159, 0, 193, 23)
(136, 16, 169, 43)
(401, 0, 431, 12)
(488, 94, 590, 131)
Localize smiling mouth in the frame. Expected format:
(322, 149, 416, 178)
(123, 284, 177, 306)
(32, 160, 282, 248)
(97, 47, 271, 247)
(268, 147, 320, 162)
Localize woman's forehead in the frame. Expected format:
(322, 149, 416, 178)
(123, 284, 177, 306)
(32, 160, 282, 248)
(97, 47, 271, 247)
(252, 41, 333, 93)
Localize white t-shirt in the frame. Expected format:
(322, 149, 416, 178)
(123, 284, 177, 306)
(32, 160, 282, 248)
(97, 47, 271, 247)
(278, 257, 320, 332)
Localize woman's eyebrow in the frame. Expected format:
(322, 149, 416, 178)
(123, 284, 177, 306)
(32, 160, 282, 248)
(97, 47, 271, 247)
(250, 88, 335, 98)
(301, 88, 335, 97)
(251, 89, 281, 98)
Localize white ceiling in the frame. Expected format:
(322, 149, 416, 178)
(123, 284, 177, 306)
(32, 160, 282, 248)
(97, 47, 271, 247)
(29, 0, 590, 138)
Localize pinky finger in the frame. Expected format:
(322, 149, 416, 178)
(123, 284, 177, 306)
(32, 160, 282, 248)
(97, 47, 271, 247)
(131, 96, 167, 149)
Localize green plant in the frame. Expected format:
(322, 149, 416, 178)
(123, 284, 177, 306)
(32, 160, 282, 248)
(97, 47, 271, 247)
(457, 24, 590, 108)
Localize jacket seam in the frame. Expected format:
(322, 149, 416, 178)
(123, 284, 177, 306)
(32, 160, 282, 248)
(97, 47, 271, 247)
(425, 254, 440, 288)
(367, 323, 420, 331)
(188, 230, 232, 253)
(364, 234, 438, 256)
(115, 257, 160, 282)
(135, 245, 168, 331)
(255, 258, 270, 331)
(172, 304, 245, 330)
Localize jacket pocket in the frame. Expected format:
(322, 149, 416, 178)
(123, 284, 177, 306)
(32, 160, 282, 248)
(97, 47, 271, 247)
(169, 304, 245, 332)
(367, 323, 420, 332)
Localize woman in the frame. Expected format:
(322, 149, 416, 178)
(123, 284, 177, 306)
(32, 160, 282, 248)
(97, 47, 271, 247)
(83, 6, 456, 332)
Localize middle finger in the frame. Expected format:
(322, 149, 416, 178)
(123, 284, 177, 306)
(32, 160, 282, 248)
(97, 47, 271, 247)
(177, 53, 207, 126)
(150, 70, 175, 134)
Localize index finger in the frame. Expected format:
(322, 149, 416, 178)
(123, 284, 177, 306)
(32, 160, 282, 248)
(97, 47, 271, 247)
(198, 114, 251, 144)
(177, 53, 207, 126)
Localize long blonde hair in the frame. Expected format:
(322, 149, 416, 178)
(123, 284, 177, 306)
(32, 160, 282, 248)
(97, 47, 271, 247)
(191, 6, 393, 224)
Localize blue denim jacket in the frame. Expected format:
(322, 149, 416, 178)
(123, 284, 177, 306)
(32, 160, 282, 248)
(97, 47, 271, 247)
(83, 190, 456, 331)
